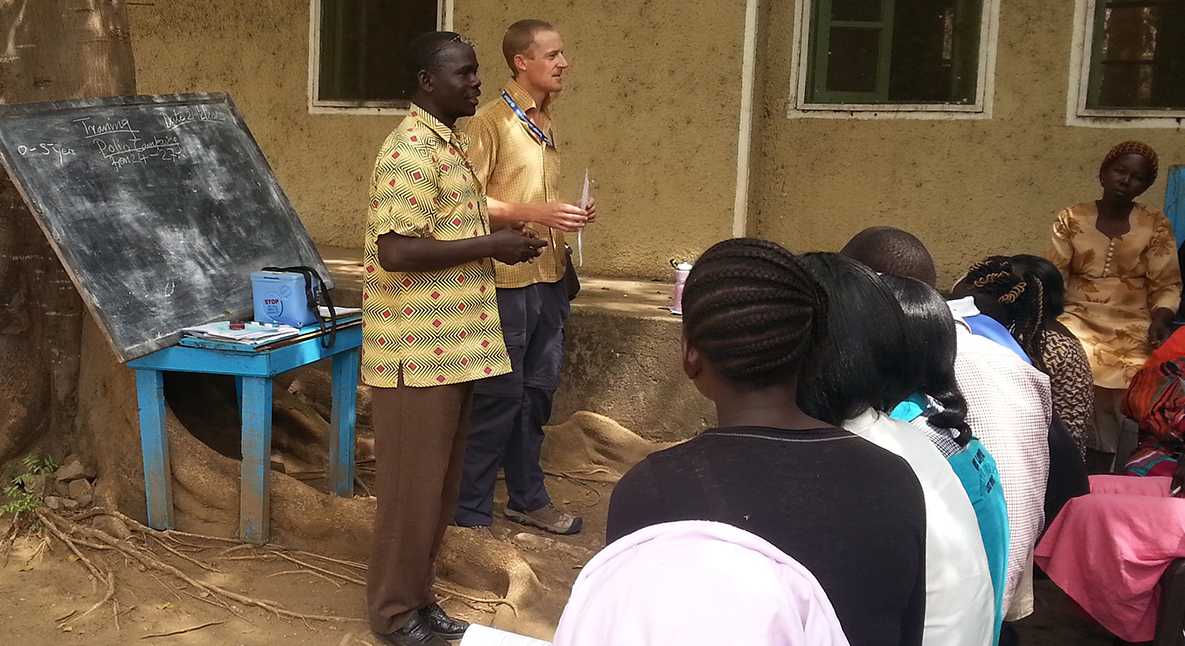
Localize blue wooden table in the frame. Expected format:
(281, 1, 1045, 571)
(127, 316, 362, 544)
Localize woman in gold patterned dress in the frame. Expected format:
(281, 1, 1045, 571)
(1048, 141, 1182, 472)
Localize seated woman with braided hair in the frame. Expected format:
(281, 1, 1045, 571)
(796, 252, 994, 646)
(606, 239, 926, 646)
(1047, 141, 1182, 472)
(882, 274, 1009, 645)
(1009, 254, 1096, 460)
(953, 256, 1095, 459)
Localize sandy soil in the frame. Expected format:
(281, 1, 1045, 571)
(0, 474, 611, 645)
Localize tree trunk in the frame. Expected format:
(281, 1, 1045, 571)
(0, 0, 135, 463)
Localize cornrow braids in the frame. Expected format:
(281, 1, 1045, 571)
(962, 256, 1049, 372)
(681, 239, 828, 386)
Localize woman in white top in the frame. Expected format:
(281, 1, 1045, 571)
(799, 253, 995, 646)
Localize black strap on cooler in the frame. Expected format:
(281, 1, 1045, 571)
(261, 266, 337, 348)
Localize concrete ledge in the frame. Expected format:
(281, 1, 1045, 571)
(320, 247, 713, 442)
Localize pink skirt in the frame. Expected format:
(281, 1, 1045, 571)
(1034, 475, 1185, 642)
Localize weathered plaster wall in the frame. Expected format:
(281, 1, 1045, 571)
(751, 0, 1185, 287)
(128, 1, 745, 279)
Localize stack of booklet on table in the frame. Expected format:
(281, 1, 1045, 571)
(180, 321, 301, 347)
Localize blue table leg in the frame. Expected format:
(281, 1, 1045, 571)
(134, 369, 174, 530)
(234, 376, 243, 411)
(239, 377, 273, 544)
(329, 349, 360, 497)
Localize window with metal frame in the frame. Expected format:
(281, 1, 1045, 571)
(806, 0, 985, 105)
(309, 0, 441, 113)
(1085, 0, 1185, 111)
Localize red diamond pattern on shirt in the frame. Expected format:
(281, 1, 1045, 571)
(361, 108, 510, 388)
(481, 339, 490, 348)
(480, 312, 488, 321)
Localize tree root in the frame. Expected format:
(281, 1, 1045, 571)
(31, 508, 365, 627)
(19, 505, 521, 631)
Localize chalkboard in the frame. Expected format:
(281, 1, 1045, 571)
(0, 93, 331, 362)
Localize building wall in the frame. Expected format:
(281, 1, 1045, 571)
(128, 1, 746, 279)
(750, 0, 1185, 287)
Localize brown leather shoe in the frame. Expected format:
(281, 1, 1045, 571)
(504, 503, 583, 535)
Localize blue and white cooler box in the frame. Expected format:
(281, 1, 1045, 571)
(250, 270, 319, 328)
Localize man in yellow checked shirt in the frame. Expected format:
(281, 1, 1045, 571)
(361, 31, 545, 646)
(453, 19, 595, 536)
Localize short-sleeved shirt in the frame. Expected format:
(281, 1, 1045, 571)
(607, 426, 928, 646)
(463, 80, 565, 289)
(360, 105, 512, 388)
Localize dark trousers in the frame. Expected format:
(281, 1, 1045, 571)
(454, 280, 568, 526)
(367, 374, 473, 635)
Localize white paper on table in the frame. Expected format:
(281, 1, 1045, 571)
(576, 168, 591, 267)
(459, 624, 552, 646)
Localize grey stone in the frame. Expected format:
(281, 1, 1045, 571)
(22, 474, 46, 497)
(44, 496, 63, 510)
(93, 516, 131, 540)
(54, 460, 87, 482)
(67, 478, 93, 500)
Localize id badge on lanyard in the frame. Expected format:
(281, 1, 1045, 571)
(501, 90, 555, 150)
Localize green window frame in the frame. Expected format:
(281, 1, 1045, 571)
(1085, 0, 1185, 111)
(809, 0, 897, 103)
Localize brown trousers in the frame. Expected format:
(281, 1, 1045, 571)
(367, 374, 473, 635)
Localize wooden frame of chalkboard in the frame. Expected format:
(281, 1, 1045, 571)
(0, 93, 332, 362)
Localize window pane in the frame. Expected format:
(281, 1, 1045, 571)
(826, 27, 882, 92)
(317, 0, 438, 104)
(807, 0, 983, 105)
(832, 0, 883, 22)
(888, 0, 980, 103)
(1089, 1, 1185, 110)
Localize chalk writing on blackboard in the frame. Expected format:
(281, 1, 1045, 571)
(16, 142, 77, 164)
(161, 106, 226, 130)
(68, 115, 188, 170)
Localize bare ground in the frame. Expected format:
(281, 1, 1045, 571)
(0, 474, 612, 645)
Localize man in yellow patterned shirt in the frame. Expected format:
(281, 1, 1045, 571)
(361, 32, 545, 646)
(454, 20, 595, 536)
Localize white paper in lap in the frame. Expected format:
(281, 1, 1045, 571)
(460, 624, 552, 646)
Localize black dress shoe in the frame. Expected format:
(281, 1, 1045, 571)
(375, 612, 449, 646)
(420, 602, 470, 640)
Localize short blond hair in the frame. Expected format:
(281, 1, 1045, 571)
(502, 19, 554, 75)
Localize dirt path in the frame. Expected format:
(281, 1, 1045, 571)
(0, 475, 610, 645)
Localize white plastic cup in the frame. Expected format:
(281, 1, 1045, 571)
(670, 261, 693, 315)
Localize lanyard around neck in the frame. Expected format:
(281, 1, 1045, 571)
(501, 90, 555, 150)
